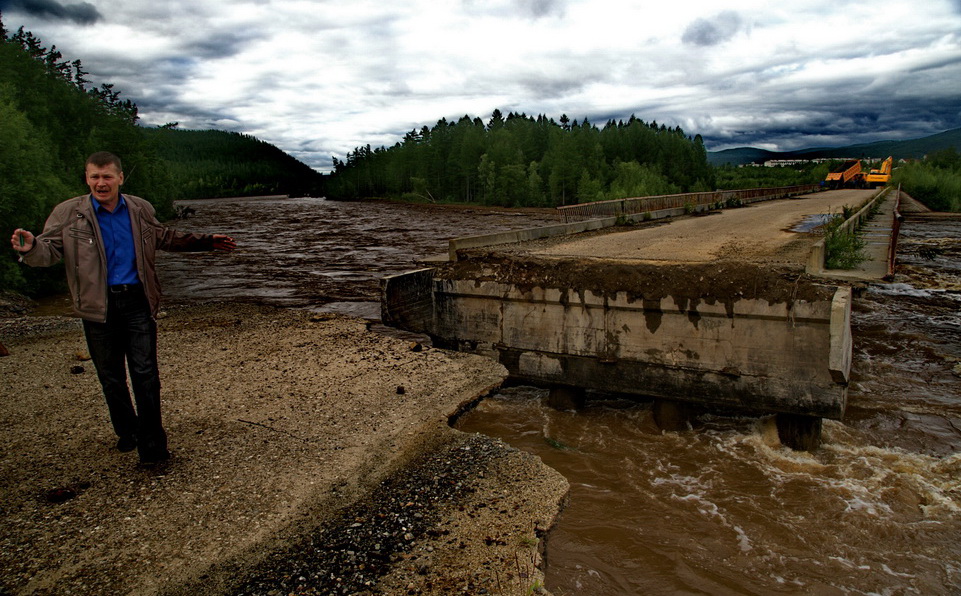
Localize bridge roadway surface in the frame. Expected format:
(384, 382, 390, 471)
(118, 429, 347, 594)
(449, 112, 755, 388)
(530, 188, 889, 277)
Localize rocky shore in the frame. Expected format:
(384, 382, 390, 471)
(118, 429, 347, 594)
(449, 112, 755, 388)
(0, 303, 568, 595)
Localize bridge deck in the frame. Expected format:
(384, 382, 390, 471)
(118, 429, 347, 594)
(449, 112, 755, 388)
(531, 189, 883, 272)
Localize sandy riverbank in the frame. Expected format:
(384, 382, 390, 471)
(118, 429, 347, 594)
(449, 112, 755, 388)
(0, 303, 568, 595)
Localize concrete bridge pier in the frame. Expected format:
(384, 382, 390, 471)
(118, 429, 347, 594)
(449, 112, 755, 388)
(651, 399, 696, 432)
(647, 399, 823, 449)
(775, 413, 823, 451)
(546, 384, 586, 410)
(543, 391, 822, 450)
(382, 261, 851, 451)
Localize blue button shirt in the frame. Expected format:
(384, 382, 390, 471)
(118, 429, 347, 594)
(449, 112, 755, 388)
(92, 195, 140, 286)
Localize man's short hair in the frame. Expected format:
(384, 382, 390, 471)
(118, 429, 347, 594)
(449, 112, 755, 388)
(86, 151, 122, 172)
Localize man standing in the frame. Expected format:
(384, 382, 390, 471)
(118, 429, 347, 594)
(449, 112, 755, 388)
(10, 151, 236, 466)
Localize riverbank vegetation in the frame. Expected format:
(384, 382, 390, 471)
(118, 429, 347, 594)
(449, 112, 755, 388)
(325, 111, 716, 206)
(714, 162, 830, 190)
(893, 148, 961, 212)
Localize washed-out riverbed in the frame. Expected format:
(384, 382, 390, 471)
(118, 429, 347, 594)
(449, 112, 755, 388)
(40, 196, 960, 594)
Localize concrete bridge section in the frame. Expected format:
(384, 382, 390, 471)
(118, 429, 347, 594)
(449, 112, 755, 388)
(383, 188, 897, 449)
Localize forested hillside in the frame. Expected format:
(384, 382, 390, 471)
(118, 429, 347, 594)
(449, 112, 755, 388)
(713, 161, 831, 190)
(325, 111, 715, 207)
(709, 127, 961, 166)
(143, 127, 324, 200)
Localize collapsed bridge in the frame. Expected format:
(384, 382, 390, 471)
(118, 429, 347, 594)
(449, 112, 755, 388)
(382, 187, 898, 449)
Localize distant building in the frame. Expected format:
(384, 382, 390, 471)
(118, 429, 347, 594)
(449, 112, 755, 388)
(761, 157, 884, 167)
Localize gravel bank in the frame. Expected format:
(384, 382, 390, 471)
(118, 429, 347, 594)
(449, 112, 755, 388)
(0, 303, 568, 595)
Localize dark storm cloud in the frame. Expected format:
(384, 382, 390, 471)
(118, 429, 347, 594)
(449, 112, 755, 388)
(189, 30, 263, 60)
(518, 0, 564, 18)
(682, 11, 743, 47)
(520, 73, 589, 99)
(1, 0, 101, 24)
(908, 52, 961, 73)
(134, 92, 244, 130)
(6, 0, 955, 171)
(697, 92, 961, 153)
(91, 27, 267, 116)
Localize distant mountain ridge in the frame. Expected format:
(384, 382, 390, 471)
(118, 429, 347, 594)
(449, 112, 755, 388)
(708, 127, 961, 166)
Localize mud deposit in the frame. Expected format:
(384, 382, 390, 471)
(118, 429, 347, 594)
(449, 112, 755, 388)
(440, 251, 836, 307)
(206, 433, 558, 596)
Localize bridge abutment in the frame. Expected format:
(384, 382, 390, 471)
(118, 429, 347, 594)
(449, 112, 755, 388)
(383, 256, 851, 449)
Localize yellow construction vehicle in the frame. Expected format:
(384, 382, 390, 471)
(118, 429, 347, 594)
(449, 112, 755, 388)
(825, 160, 863, 189)
(863, 156, 893, 187)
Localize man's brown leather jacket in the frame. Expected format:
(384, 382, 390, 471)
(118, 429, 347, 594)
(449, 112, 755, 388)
(21, 194, 215, 322)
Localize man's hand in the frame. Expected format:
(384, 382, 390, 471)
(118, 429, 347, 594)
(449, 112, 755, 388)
(10, 229, 34, 253)
(212, 234, 236, 252)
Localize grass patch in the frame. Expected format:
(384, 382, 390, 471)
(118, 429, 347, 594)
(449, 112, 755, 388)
(823, 214, 866, 269)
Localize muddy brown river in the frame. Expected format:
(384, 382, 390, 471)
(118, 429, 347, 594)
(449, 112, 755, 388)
(127, 197, 961, 593)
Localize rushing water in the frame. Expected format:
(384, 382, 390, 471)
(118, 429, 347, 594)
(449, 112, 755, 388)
(87, 197, 960, 595)
(156, 196, 560, 314)
(458, 215, 961, 595)
(459, 391, 961, 595)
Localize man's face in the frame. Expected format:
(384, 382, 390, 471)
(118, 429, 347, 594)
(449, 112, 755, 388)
(86, 163, 124, 208)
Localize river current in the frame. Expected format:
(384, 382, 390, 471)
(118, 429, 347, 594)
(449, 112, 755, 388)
(148, 197, 961, 594)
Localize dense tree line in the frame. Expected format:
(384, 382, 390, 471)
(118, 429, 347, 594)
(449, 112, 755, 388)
(893, 148, 961, 212)
(713, 162, 830, 189)
(325, 110, 715, 206)
(143, 127, 325, 200)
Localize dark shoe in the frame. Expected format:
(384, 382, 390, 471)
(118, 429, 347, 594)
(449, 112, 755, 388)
(138, 449, 170, 466)
(116, 436, 137, 452)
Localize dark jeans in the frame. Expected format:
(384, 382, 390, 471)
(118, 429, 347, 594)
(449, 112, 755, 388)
(82, 285, 168, 460)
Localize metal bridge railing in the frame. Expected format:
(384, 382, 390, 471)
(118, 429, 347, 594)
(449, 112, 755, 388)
(888, 184, 902, 278)
(555, 184, 822, 223)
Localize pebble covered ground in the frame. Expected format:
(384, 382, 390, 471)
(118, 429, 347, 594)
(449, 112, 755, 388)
(0, 302, 567, 595)
(198, 433, 559, 596)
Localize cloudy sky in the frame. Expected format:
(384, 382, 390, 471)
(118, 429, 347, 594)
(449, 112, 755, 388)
(2, 0, 960, 171)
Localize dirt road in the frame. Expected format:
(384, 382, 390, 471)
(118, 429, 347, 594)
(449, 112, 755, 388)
(534, 189, 877, 266)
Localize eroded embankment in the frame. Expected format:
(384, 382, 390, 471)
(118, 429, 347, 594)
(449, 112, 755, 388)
(183, 431, 564, 595)
(0, 303, 568, 595)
